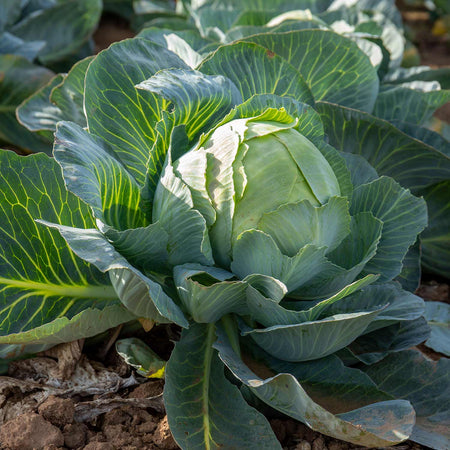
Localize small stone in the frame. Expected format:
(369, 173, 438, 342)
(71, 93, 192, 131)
(103, 424, 125, 441)
(153, 416, 178, 449)
(63, 422, 88, 448)
(295, 423, 318, 442)
(294, 440, 312, 450)
(128, 407, 154, 426)
(38, 395, 75, 427)
(0, 412, 64, 450)
(312, 436, 327, 450)
(128, 381, 164, 399)
(103, 408, 132, 426)
(136, 420, 157, 434)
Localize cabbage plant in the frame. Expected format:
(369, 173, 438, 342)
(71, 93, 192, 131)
(0, 0, 103, 151)
(2, 30, 449, 449)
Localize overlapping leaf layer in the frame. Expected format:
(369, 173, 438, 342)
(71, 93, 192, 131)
(1, 1, 449, 448)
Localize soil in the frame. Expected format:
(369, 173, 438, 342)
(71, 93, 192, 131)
(0, 383, 176, 450)
(0, 372, 429, 450)
(93, 14, 135, 54)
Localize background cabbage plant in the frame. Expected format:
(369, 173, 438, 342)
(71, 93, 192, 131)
(2, 24, 448, 448)
(0, 0, 103, 151)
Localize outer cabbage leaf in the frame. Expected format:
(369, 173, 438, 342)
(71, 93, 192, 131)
(0, 55, 53, 152)
(0, 32, 45, 61)
(16, 73, 65, 144)
(0, 150, 134, 357)
(364, 350, 450, 449)
(242, 30, 379, 112)
(350, 176, 427, 282)
(420, 181, 450, 278)
(84, 38, 189, 186)
(423, 301, 450, 356)
(164, 323, 281, 449)
(316, 102, 450, 192)
(214, 325, 415, 447)
(42, 223, 189, 328)
(373, 83, 450, 125)
(198, 41, 314, 105)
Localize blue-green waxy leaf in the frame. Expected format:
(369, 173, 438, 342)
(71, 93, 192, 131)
(351, 176, 427, 282)
(0, 55, 53, 153)
(316, 102, 450, 192)
(328, 283, 425, 333)
(395, 240, 421, 293)
(258, 197, 351, 257)
(214, 326, 415, 447)
(0, 305, 136, 360)
(390, 120, 450, 156)
(137, 27, 214, 53)
(136, 68, 242, 143)
(0, 1, 23, 32)
(137, 28, 212, 67)
(54, 121, 148, 231)
(174, 264, 248, 323)
(16, 73, 65, 138)
(84, 38, 189, 186)
(17, 56, 92, 136)
(242, 305, 385, 362)
(348, 318, 430, 365)
(231, 231, 330, 293)
(243, 30, 379, 112)
(198, 41, 314, 105)
(49, 56, 93, 127)
(164, 323, 281, 449)
(385, 66, 450, 89)
(0, 32, 45, 61)
(373, 83, 450, 125)
(188, 5, 240, 37)
(246, 274, 378, 327)
(420, 181, 450, 279)
(153, 150, 214, 266)
(364, 349, 450, 449)
(0, 150, 135, 352)
(244, 340, 394, 412)
(108, 269, 173, 326)
(41, 224, 188, 328)
(423, 302, 450, 357)
(104, 224, 169, 274)
(340, 152, 379, 188)
(295, 212, 382, 300)
(10, 0, 102, 65)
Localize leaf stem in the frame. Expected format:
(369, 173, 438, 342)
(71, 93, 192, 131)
(220, 314, 241, 358)
(0, 277, 118, 299)
(203, 323, 216, 449)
